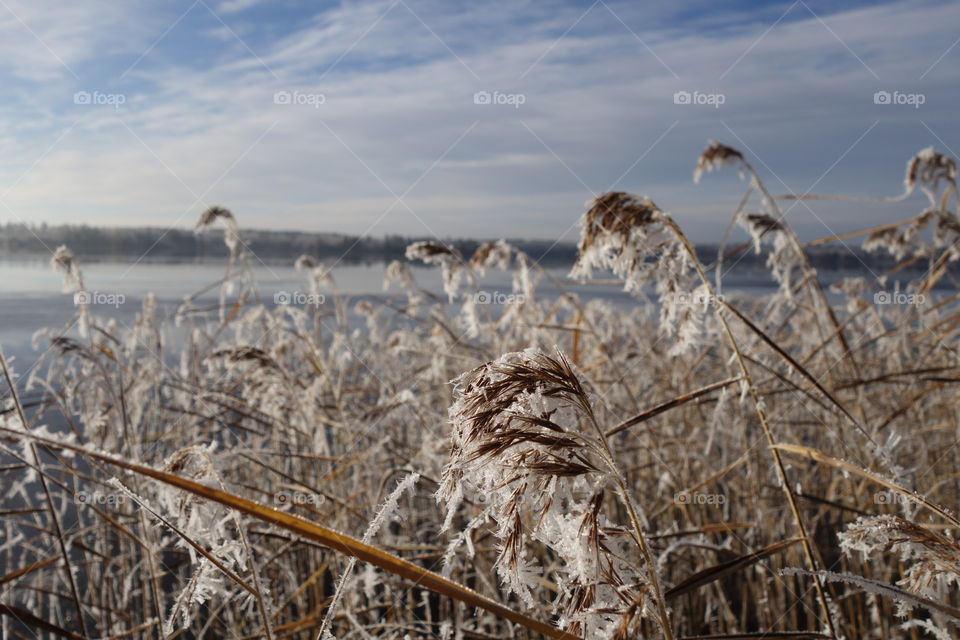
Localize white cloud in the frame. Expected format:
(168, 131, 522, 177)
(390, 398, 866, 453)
(216, 0, 269, 14)
(1, 0, 958, 243)
(0, 0, 143, 80)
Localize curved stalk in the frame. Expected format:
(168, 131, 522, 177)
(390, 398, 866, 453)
(658, 215, 839, 639)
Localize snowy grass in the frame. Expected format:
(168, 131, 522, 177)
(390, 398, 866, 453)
(1, 141, 960, 638)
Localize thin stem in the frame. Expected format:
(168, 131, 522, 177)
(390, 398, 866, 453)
(1, 352, 90, 639)
(579, 400, 674, 640)
(742, 160, 861, 383)
(659, 216, 839, 639)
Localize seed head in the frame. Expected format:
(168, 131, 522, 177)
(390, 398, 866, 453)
(905, 147, 957, 197)
(405, 241, 466, 301)
(469, 240, 513, 274)
(694, 140, 745, 183)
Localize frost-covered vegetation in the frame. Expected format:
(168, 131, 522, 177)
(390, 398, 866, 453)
(2, 141, 960, 639)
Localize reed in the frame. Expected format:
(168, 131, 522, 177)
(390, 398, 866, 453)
(2, 142, 960, 639)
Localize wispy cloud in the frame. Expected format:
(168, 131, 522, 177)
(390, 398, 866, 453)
(0, 0, 958, 241)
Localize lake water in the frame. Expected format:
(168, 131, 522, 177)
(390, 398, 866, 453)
(0, 255, 866, 375)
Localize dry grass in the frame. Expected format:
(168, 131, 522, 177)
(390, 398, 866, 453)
(1, 142, 960, 639)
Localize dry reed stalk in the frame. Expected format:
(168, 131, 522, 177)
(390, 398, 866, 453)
(0, 422, 579, 640)
(656, 214, 840, 639)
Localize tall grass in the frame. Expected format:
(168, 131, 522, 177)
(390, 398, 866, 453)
(1, 141, 959, 639)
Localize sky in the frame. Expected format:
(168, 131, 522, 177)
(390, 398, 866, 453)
(0, 0, 958, 244)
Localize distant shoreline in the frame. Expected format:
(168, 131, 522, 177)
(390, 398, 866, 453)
(0, 222, 946, 275)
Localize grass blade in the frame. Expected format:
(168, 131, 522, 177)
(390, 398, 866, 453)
(773, 443, 960, 527)
(666, 538, 802, 599)
(605, 376, 740, 437)
(0, 603, 84, 639)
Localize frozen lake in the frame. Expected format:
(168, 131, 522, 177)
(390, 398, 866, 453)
(0, 254, 876, 374)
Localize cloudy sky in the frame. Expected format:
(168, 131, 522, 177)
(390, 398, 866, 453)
(0, 0, 957, 243)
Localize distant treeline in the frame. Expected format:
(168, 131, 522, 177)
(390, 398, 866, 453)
(0, 222, 938, 274)
(0, 222, 582, 266)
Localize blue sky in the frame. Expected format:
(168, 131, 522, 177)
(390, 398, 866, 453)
(0, 0, 957, 243)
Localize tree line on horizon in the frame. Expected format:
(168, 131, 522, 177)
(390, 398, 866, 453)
(0, 220, 940, 275)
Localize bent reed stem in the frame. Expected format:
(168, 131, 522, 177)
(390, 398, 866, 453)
(659, 215, 839, 639)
